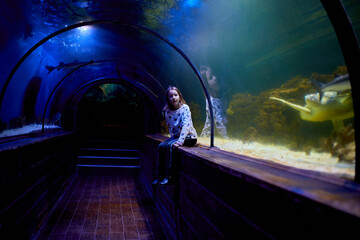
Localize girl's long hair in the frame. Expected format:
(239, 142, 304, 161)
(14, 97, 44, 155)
(163, 86, 186, 111)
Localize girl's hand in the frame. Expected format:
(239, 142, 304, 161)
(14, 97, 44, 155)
(173, 143, 181, 148)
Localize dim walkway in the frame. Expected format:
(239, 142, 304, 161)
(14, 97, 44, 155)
(42, 175, 166, 240)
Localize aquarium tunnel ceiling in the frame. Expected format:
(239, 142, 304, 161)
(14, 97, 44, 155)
(0, 0, 359, 129)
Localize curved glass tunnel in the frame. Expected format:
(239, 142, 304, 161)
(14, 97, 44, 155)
(0, 0, 359, 181)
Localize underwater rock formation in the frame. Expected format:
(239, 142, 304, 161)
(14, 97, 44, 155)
(9, 116, 26, 129)
(227, 92, 259, 136)
(243, 126, 259, 143)
(323, 124, 355, 163)
(0, 120, 8, 132)
(226, 66, 354, 158)
(187, 102, 203, 134)
(269, 66, 353, 132)
(160, 119, 169, 135)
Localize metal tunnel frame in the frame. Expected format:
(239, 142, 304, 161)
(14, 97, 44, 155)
(43, 64, 162, 132)
(321, 0, 360, 182)
(0, 20, 215, 147)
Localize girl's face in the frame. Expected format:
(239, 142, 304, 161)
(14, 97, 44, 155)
(168, 89, 180, 108)
(208, 75, 217, 88)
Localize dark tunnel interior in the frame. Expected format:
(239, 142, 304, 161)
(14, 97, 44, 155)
(76, 83, 147, 141)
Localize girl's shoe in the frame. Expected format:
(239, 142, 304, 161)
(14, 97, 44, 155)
(159, 178, 169, 185)
(152, 179, 159, 185)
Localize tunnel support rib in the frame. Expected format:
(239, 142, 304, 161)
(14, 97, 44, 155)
(1, 20, 215, 147)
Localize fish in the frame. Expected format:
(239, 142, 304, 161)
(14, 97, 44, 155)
(310, 74, 351, 97)
(270, 92, 354, 131)
(45, 60, 101, 74)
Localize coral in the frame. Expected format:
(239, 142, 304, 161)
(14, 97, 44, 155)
(187, 102, 203, 133)
(160, 119, 168, 135)
(311, 66, 348, 85)
(243, 127, 259, 143)
(9, 117, 26, 129)
(226, 66, 353, 152)
(0, 120, 8, 133)
(227, 92, 259, 138)
(323, 124, 355, 162)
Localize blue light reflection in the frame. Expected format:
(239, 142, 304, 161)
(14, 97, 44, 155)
(184, 0, 200, 8)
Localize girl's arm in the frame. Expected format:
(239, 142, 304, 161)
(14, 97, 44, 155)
(176, 105, 193, 145)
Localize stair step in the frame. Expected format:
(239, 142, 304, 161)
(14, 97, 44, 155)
(76, 164, 140, 175)
(78, 156, 139, 160)
(80, 140, 141, 149)
(80, 148, 139, 152)
(77, 156, 140, 166)
(77, 164, 140, 168)
(78, 148, 139, 157)
(76, 138, 142, 176)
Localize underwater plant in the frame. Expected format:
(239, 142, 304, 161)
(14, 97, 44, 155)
(227, 92, 259, 138)
(270, 67, 353, 132)
(322, 124, 355, 162)
(187, 102, 203, 134)
(160, 119, 169, 135)
(226, 66, 354, 158)
(141, 0, 178, 30)
(9, 117, 26, 129)
(0, 119, 8, 133)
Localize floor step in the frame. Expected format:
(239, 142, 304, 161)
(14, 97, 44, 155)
(76, 138, 142, 176)
(79, 148, 139, 157)
(80, 140, 142, 149)
(76, 164, 140, 175)
(77, 156, 140, 166)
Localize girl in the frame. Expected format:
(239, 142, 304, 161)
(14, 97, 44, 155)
(153, 86, 197, 185)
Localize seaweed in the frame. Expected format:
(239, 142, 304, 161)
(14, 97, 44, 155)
(323, 124, 355, 162)
(226, 66, 353, 155)
(187, 102, 203, 133)
(0, 119, 8, 133)
(227, 92, 259, 137)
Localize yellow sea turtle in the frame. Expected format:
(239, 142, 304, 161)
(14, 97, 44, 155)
(270, 92, 353, 131)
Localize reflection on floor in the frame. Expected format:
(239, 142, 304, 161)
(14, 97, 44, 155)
(43, 175, 166, 240)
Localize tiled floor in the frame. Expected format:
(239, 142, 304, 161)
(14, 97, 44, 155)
(43, 175, 166, 240)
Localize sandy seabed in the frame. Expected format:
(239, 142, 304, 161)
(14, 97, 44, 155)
(197, 137, 355, 180)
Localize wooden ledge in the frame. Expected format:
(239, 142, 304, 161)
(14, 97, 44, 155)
(145, 134, 360, 218)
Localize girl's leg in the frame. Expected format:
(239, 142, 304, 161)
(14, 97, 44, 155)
(165, 138, 178, 175)
(160, 138, 197, 185)
(155, 138, 176, 182)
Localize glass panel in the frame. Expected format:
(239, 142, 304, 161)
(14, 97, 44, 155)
(178, 0, 355, 179)
(342, 0, 360, 46)
(150, 35, 209, 146)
